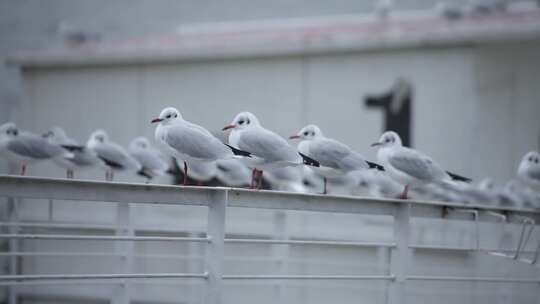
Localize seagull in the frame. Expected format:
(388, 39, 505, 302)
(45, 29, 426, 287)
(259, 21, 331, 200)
(87, 130, 141, 181)
(128, 136, 170, 183)
(177, 159, 216, 186)
(215, 159, 251, 187)
(223, 112, 311, 189)
(264, 167, 307, 192)
(151, 107, 232, 185)
(371, 131, 471, 199)
(289, 124, 383, 194)
(517, 151, 540, 190)
(0, 122, 73, 175)
(43, 126, 104, 178)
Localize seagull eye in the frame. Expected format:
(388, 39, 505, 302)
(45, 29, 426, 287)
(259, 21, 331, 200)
(174, 114, 178, 118)
(303, 132, 309, 136)
(238, 120, 244, 125)
(311, 132, 315, 136)
(246, 119, 250, 124)
(166, 114, 171, 119)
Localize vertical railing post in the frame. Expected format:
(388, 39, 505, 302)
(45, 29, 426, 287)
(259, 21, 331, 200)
(205, 190, 227, 304)
(113, 202, 134, 304)
(272, 210, 289, 301)
(7, 198, 19, 304)
(388, 202, 411, 304)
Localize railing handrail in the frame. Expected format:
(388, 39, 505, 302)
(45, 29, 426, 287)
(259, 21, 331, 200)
(1, 175, 538, 223)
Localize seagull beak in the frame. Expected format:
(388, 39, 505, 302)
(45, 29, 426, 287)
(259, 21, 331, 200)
(151, 118, 163, 124)
(371, 142, 382, 147)
(289, 135, 300, 139)
(222, 124, 235, 131)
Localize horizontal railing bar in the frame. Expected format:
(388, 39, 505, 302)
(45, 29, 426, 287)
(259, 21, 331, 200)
(406, 275, 539, 283)
(225, 238, 396, 247)
(0, 221, 119, 230)
(0, 175, 217, 206)
(409, 244, 539, 254)
(1, 176, 539, 222)
(0, 273, 209, 285)
(0, 234, 210, 242)
(222, 274, 395, 280)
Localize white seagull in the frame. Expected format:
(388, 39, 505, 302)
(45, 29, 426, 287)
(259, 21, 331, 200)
(517, 151, 540, 190)
(223, 112, 312, 189)
(215, 159, 251, 187)
(0, 122, 73, 175)
(128, 136, 170, 182)
(87, 130, 141, 181)
(151, 107, 232, 185)
(371, 131, 471, 199)
(289, 124, 383, 194)
(43, 126, 104, 178)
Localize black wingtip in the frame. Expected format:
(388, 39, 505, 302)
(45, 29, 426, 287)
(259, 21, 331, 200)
(366, 161, 385, 171)
(137, 169, 153, 179)
(298, 152, 320, 167)
(446, 171, 472, 183)
(224, 144, 252, 157)
(61, 144, 85, 152)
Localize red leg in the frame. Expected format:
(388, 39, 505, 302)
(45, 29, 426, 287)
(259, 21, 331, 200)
(20, 164, 26, 176)
(399, 185, 409, 199)
(323, 177, 327, 194)
(250, 168, 257, 189)
(183, 161, 188, 185)
(257, 170, 263, 190)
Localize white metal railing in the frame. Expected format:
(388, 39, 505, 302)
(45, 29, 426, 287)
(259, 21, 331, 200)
(0, 175, 539, 304)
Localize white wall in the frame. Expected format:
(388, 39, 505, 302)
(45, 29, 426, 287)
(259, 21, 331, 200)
(7, 40, 540, 184)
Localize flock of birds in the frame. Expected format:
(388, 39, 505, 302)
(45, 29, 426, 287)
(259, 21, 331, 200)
(0, 107, 539, 209)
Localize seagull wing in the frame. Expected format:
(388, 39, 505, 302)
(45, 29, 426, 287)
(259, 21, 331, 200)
(237, 127, 299, 163)
(308, 138, 369, 170)
(165, 122, 230, 161)
(388, 147, 446, 181)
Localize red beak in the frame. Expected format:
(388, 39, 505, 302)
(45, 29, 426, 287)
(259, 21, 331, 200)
(222, 124, 235, 131)
(371, 142, 382, 147)
(151, 118, 163, 124)
(289, 135, 300, 139)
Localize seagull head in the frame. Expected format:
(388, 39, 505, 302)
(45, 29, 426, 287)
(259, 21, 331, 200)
(222, 111, 260, 131)
(371, 131, 402, 148)
(89, 129, 109, 144)
(151, 107, 181, 125)
(129, 136, 150, 150)
(518, 151, 540, 179)
(43, 126, 67, 140)
(0, 122, 18, 138)
(289, 124, 323, 140)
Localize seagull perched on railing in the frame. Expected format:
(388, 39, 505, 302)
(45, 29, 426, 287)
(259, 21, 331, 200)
(223, 112, 315, 189)
(517, 151, 540, 190)
(152, 107, 233, 185)
(215, 159, 251, 187)
(128, 136, 169, 183)
(87, 130, 141, 181)
(371, 131, 471, 199)
(43, 126, 104, 178)
(290, 124, 383, 194)
(0, 122, 73, 176)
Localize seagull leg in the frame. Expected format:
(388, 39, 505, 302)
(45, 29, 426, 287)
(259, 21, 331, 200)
(323, 177, 328, 195)
(183, 161, 188, 185)
(399, 185, 409, 199)
(257, 170, 263, 190)
(250, 168, 257, 189)
(20, 164, 26, 176)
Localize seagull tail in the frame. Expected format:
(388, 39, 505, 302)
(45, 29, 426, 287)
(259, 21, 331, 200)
(224, 144, 252, 157)
(137, 168, 153, 179)
(366, 161, 385, 171)
(298, 152, 320, 167)
(61, 144, 85, 152)
(446, 171, 472, 183)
